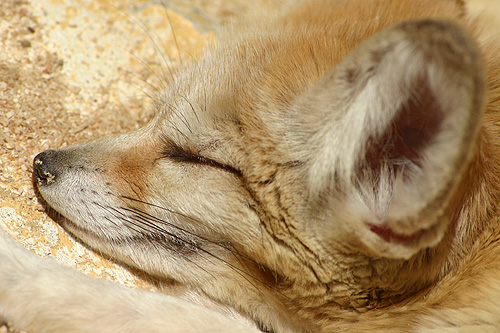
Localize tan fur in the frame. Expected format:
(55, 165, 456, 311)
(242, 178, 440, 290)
(1, 0, 500, 332)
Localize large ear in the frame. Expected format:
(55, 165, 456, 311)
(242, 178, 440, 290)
(290, 20, 486, 258)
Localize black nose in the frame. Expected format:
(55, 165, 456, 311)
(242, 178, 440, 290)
(33, 150, 61, 186)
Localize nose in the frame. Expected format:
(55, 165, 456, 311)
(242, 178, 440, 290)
(33, 150, 62, 186)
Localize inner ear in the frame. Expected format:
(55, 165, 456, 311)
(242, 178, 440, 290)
(363, 79, 444, 177)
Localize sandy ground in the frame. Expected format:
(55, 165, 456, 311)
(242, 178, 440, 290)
(0, 0, 499, 331)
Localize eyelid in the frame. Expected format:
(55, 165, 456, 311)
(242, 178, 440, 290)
(161, 141, 242, 177)
(162, 149, 202, 163)
(160, 137, 197, 160)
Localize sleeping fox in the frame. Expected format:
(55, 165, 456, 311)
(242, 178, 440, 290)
(1, 0, 500, 331)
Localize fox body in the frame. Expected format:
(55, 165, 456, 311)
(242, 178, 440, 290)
(1, 0, 500, 331)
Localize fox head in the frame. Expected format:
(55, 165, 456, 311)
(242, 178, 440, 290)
(33, 0, 495, 331)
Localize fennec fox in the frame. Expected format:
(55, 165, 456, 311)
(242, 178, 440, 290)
(1, 0, 500, 331)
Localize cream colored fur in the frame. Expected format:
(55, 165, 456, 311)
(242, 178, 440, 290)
(1, 0, 500, 332)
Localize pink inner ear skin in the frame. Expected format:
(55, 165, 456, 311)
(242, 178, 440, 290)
(367, 223, 424, 243)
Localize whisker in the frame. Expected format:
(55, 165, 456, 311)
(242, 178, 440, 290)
(173, 97, 195, 134)
(82, 200, 112, 240)
(102, 204, 248, 283)
(114, 197, 292, 300)
(135, 1, 215, 32)
(117, 72, 158, 103)
(119, 56, 167, 95)
(162, 104, 191, 142)
(160, 1, 184, 68)
(122, 221, 219, 280)
(124, 207, 265, 292)
(109, 1, 177, 86)
(179, 94, 200, 124)
(122, 69, 162, 97)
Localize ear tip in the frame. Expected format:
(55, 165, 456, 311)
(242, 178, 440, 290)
(394, 19, 485, 75)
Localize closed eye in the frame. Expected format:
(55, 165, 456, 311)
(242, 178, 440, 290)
(161, 140, 242, 178)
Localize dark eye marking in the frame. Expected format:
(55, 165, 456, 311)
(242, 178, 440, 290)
(161, 140, 242, 178)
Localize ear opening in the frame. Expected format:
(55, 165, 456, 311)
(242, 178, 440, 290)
(292, 19, 485, 258)
(363, 78, 444, 178)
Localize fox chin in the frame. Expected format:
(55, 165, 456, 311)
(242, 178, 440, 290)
(2, 0, 500, 332)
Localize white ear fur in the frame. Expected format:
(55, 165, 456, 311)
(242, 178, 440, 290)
(291, 20, 485, 258)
